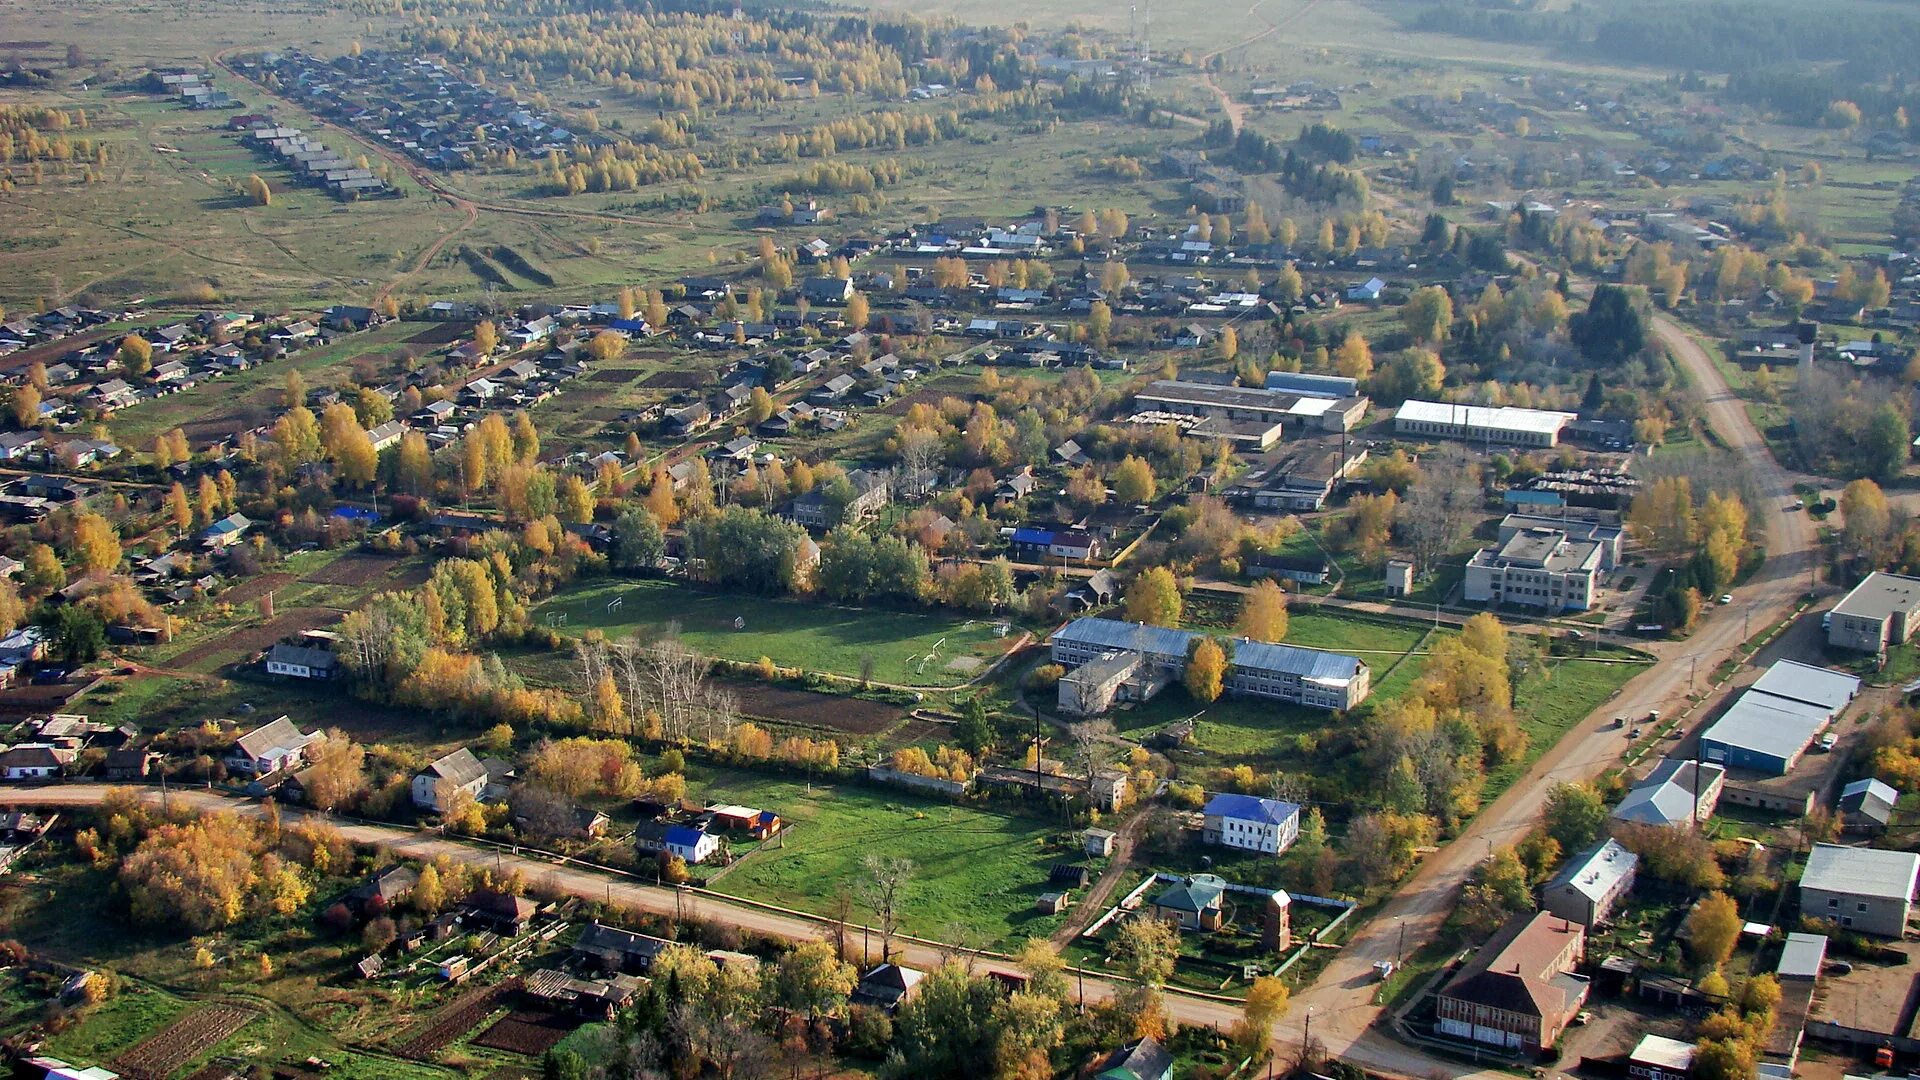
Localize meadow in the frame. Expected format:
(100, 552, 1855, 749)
(689, 764, 1074, 949)
(536, 578, 1021, 687)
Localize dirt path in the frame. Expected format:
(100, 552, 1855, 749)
(1264, 305, 1822, 1078)
(0, 784, 1258, 1044)
(1050, 808, 1148, 946)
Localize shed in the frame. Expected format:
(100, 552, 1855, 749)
(1776, 932, 1828, 980)
(1085, 828, 1118, 857)
(1049, 864, 1090, 888)
(1036, 891, 1068, 915)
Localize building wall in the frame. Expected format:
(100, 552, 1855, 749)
(1203, 812, 1298, 855)
(1543, 865, 1634, 926)
(1698, 739, 1797, 777)
(1434, 1001, 1541, 1051)
(1464, 558, 1594, 611)
(1800, 886, 1911, 937)
(1829, 612, 1893, 653)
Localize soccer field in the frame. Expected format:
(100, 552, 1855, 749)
(536, 579, 1021, 687)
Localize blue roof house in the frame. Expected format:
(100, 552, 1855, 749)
(1201, 793, 1301, 855)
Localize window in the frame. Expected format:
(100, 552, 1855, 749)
(1858, 902, 1869, 913)
(1828, 898, 1840, 908)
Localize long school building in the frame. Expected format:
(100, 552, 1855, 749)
(1049, 617, 1370, 711)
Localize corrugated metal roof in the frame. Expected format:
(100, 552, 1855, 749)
(1203, 792, 1299, 825)
(1802, 843, 1920, 901)
(1233, 639, 1364, 682)
(1394, 398, 1574, 435)
(1547, 839, 1638, 904)
(1748, 660, 1859, 716)
(1700, 690, 1829, 764)
(1777, 932, 1828, 979)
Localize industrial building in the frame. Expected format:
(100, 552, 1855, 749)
(1225, 439, 1369, 511)
(1263, 371, 1359, 399)
(1611, 759, 1724, 828)
(1132, 380, 1369, 434)
(1799, 843, 1920, 937)
(1827, 571, 1920, 653)
(1393, 399, 1575, 448)
(1049, 617, 1370, 712)
(1697, 660, 1859, 777)
(1463, 527, 1602, 612)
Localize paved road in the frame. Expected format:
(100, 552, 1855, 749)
(1263, 310, 1821, 1075)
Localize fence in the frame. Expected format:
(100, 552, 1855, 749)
(865, 765, 972, 797)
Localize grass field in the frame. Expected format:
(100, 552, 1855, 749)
(537, 579, 1021, 687)
(688, 764, 1071, 948)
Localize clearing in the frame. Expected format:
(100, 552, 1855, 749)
(691, 764, 1070, 949)
(535, 579, 1020, 687)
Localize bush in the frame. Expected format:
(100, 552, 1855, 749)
(1026, 663, 1065, 691)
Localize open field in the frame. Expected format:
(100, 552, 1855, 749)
(689, 764, 1070, 948)
(108, 320, 420, 448)
(536, 579, 1021, 687)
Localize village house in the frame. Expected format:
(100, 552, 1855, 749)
(264, 642, 336, 680)
(850, 963, 924, 1013)
(0, 745, 73, 781)
(635, 820, 720, 865)
(223, 716, 318, 777)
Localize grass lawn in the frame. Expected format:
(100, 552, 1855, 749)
(38, 982, 188, 1066)
(1485, 656, 1647, 793)
(537, 579, 1020, 687)
(690, 764, 1071, 948)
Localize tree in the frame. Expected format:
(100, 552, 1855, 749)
(747, 386, 775, 427)
(24, 544, 61, 592)
(1087, 300, 1113, 348)
(858, 855, 914, 962)
(1112, 455, 1156, 505)
(1186, 637, 1225, 703)
(73, 512, 121, 573)
(1237, 975, 1290, 1052)
(770, 940, 856, 1022)
(1218, 326, 1239, 362)
(1111, 914, 1179, 1038)
(1125, 567, 1182, 628)
(10, 384, 38, 428)
(1334, 332, 1373, 381)
(585, 330, 626, 363)
(1865, 402, 1911, 484)
(473, 321, 499, 357)
(1543, 782, 1607, 852)
(301, 730, 367, 811)
(558, 475, 595, 524)
(1570, 284, 1652, 364)
(164, 482, 193, 533)
(1237, 579, 1288, 642)
(1686, 892, 1742, 969)
(614, 506, 665, 570)
(892, 961, 999, 1075)
(117, 335, 152, 378)
(245, 174, 271, 206)
(1402, 286, 1453, 343)
(846, 291, 870, 330)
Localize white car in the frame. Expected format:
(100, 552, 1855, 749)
(1719, 594, 1733, 604)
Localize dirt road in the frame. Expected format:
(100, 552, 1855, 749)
(0, 785, 1255, 1030)
(1263, 310, 1821, 1075)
